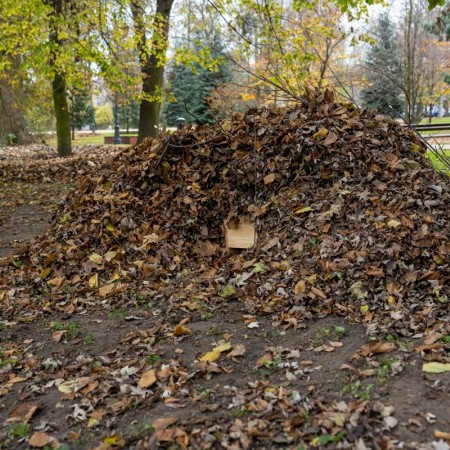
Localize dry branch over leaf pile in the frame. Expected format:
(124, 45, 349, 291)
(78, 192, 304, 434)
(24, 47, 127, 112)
(0, 91, 449, 449)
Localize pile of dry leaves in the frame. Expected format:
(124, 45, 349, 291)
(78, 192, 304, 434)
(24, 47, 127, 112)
(0, 145, 119, 183)
(0, 90, 449, 449)
(2, 91, 449, 335)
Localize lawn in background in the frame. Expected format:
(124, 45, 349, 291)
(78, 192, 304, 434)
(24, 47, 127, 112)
(46, 133, 136, 147)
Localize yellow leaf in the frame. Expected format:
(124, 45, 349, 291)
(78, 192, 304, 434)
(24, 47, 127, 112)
(139, 370, 157, 388)
(89, 253, 104, 265)
(0, 290, 7, 301)
(360, 305, 369, 313)
(103, 434, 125, 446)
(215, 342, 232, 352)
(39, 268, 52, 280)
(199, 342, 232, 362)
(294, 280, 306, 294)
(87, 417, 99, 428)
(219, 284, 236, 298)
(387, 220, 401, 228)
(174, 324, 193, 336)
(295, 206, 313, 214)
(57, 380, 77, 394)
(312, 127, 329, 141)
(109, 272, 120, 282)
(199, 349, 221, 362)
(422, 362, 450, 373)
(88, 274, 99, 289)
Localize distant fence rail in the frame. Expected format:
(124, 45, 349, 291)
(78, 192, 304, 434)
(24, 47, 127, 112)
(406, 123, 450, 139)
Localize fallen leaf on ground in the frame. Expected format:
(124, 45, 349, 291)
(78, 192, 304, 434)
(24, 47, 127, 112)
(28, 432, 59, 448)
(359, 341, 396, 356)
(423, 362, 450, 373)
(4, 403, 38, 424)
(139, 369, 157, 388)
(174, 324, 193, 336)
(199, 342, 232, 362)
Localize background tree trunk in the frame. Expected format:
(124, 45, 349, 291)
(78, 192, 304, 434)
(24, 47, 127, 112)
(52, 73, 72, 156)
(0, 72, 33, 146)
(48, 0, 72, 156)
(132, 0, 174, 143)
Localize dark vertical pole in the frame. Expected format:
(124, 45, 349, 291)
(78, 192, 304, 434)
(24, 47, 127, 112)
(114, 94, 121, 144)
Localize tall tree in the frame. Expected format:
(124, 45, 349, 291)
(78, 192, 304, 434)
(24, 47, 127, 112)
(46, 0, 72, 155)
(131, 0, 174, 142)
(69, 89, 94, 138)
(360, 14, 404, 117)
(164, 36, 231, 125)
(0, 64, 33, 146)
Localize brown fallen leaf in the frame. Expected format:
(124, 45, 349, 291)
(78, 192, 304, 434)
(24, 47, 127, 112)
(434, 430, 450, 441)
(28, 431, 59, 448)
(359, 341, 396, 356)
(263, 173, 276, 185)
(98, 283, 116, 297)
(323, 131, 338, 146)
(227, 343, 246, 358)
(4, 403, 38, 424)
(52, 330, 66, 342)
(7, 375, 27, 385)
(139, 369, 157, 388)
(415, 343, 443, 353)
(152, 416, 178, 431)
(173, 324, 193, 336)
(256, 353, 273, 367)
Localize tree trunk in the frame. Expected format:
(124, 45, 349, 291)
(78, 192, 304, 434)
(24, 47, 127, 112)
(47, 0, 72, 156)
(0, 70, 33, 146)
(52, 72, 72, 156)
(132, 0, 174, 143)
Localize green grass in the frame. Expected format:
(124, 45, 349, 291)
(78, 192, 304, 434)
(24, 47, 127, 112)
(419, 117, 450, 125)
(46, 133, 137, 147)
(426, 149, 450, 173)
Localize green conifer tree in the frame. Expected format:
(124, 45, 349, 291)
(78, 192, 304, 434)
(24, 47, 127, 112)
(360, 14, 404, 118)
(164, 35, 231, 126)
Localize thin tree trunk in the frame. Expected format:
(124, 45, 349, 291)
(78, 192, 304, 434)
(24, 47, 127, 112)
(132, 0, 174, 143)
(0, 76, 33, 145)
(52, 72, 72, 156)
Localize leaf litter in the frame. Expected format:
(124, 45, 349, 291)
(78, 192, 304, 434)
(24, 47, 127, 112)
(0, 89, 449, 448)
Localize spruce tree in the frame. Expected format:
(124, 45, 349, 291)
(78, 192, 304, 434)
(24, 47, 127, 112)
(69, 89, 94, 136)
(360, 14, 404, 118)
(163, 35, 231, 126)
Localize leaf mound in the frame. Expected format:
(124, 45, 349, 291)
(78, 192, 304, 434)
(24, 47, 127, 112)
(2, 90, 449, 336)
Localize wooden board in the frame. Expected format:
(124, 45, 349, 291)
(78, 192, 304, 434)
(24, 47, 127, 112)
(224, 219, 256, 249)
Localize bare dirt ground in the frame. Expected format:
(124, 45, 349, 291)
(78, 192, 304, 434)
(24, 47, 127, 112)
(0, 181, 449, 450)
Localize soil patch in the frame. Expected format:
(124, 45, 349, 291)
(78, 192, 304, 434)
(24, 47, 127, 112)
(1, 301, 449, 449)
(0, 204, 51, 257)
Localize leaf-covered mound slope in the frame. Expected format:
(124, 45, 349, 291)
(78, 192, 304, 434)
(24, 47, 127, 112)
(2, 90, 449, 335)
(0, 144, 119, 183)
